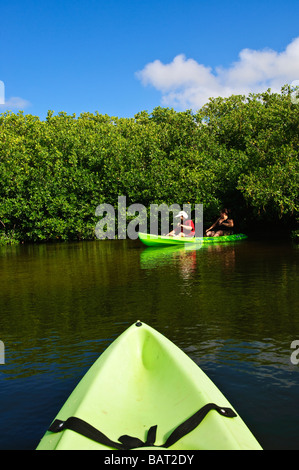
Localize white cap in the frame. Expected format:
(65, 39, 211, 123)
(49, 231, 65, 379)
(174, 211, 188, 219)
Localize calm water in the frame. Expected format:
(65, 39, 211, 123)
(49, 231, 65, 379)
(0, 238, 298, 450)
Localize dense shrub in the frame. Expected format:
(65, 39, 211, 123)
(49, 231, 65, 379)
(0, 87, 298, 242)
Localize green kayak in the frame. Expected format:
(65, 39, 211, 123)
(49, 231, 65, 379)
(36, 322, 262, 450)
(138, 232, 247, 247)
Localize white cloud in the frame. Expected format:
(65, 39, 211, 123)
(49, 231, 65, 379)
(136, 37, 299, 109)
(0, 96, 31, 111)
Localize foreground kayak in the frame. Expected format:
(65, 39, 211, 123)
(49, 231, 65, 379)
(138, 232, 248, 247)
(36, 322, 262, 450)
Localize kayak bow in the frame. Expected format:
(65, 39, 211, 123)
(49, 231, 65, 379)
(36, 322, 262, 450)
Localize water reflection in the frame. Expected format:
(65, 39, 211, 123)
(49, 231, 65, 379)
(139, 242, 238, 280)
(140, 245, 198, 279)
(0, 239, 298, 449)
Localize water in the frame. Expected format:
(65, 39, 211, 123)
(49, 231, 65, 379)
(0, 238, 298, 450)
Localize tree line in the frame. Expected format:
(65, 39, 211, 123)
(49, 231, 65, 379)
(0, 86, 298, 244)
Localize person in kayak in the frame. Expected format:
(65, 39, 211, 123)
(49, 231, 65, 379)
(205, 208, 234, 237)
(167, 211, 195, 237)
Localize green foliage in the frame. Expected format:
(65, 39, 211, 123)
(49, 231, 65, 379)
(0, 87, 298, 242)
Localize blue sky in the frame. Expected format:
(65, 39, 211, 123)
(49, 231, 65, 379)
(1, 0, 299, 119)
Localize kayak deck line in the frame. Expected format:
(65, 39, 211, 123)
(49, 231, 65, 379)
(47, 401, 237, 450)
(138, 232, 248, 247)
(36, 321, 262, 450)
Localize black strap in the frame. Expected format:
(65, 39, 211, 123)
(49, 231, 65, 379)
(119, 425, 158, 449)
(49, 417, 126, 449)
(163, 403, 236, 448)
(49, 418, 158, 450)
(48, 403, 237, 450)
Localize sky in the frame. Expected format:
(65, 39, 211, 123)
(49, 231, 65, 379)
(1, 0, 299, 119)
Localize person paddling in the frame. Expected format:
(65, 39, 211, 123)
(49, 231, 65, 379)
(167, 211, 195, 237)
(205, 208, 234, 237)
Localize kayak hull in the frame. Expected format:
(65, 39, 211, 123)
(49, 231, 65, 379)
(138, 232, 247, 247)
(36, 322, 261, 450)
